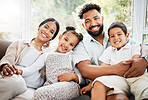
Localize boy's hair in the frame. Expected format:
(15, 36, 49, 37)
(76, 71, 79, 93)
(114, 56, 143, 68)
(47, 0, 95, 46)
(108, 22, 127, 35)
(78, 3, 101, 19)
(62, 26, 83, 46)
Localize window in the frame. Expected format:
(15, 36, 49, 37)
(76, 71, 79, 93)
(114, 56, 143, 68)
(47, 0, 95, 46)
(133, 0, 148, 44)
(0, 0, 31, 41)
(31, 0, 134, 41)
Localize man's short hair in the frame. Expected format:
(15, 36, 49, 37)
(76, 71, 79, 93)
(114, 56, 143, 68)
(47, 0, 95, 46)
(78, 3, 101, 19)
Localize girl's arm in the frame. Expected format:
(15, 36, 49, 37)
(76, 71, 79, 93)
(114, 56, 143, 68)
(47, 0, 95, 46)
(58, 72, 79, 83)
(20, 53, 46, 77)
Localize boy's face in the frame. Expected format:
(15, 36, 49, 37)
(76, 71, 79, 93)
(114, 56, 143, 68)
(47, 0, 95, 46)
(109, 27, 129, 50)
(57, 32, 79, 53)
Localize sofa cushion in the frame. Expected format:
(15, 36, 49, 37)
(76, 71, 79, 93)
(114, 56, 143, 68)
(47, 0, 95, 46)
(0, 39, 12, 60)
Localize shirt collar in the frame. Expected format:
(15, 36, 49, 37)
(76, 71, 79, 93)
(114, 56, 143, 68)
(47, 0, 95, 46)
(112, 43, 131, 51)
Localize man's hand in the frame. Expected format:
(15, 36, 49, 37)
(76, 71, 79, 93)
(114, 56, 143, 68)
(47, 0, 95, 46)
(0, 65, 17, 78)
(113, 60, 133, 77)
(124, 58, 147, 78)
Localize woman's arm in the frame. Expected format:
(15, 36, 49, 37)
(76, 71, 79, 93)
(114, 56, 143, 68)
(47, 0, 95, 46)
(0, 41, 19, 77)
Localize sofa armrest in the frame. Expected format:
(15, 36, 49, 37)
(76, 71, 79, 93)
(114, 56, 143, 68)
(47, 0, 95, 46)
(0, 39, 12, 60)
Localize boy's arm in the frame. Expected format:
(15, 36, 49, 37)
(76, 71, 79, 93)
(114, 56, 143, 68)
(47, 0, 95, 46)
(124, 44, 148, 78)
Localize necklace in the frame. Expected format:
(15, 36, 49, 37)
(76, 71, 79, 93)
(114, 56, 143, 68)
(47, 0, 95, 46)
(32, 40, 41, 50)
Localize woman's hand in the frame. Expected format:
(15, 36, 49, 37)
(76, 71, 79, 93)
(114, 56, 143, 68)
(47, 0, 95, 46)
(0, 64, 17, 78)
(58, 73, 79, 82)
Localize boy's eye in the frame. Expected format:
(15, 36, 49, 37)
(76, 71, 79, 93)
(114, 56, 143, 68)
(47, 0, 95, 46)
(94, 17, 99, 20)
(110, 35, 114, 38)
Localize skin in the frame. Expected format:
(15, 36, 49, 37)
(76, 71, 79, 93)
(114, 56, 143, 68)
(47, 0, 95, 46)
(55, 32, 79, 83)
(1, 21, 57, 78)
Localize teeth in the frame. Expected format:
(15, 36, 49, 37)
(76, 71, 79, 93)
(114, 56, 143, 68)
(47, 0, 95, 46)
(92, 27, 98, 30)
(114, 41, 120, 44)
(41, 32, 47, 38)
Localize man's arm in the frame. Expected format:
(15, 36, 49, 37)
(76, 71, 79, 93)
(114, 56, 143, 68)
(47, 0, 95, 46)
(77, 60, 131, 80)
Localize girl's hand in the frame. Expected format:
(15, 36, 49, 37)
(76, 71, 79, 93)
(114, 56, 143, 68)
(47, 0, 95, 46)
(58, 73, 78, 82)
(1, 65, 17, 78)
(80, 85, 92, 95)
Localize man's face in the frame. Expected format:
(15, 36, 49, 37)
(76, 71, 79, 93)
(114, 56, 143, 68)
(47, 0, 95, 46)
(82, 9, 103, 37)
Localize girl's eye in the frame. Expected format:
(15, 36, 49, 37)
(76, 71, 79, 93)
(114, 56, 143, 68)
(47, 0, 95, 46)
(94, 17, 98, 20)
(50, 31, 54, 34)
(70, 44, 74, 46)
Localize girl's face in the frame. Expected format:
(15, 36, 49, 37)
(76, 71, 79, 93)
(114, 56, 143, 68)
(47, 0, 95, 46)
(109, 27, 129, 50)
(56, 32, 79, 53)
(37, 21, 57, 42)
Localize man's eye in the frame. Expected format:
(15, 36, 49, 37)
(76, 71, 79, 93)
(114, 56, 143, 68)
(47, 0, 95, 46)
(85, 20, 90, 23)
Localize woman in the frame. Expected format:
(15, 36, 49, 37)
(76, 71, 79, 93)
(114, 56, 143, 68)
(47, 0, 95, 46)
(0, 18, 60, 100)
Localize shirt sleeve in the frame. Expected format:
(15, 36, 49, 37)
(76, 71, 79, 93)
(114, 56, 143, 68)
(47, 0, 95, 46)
(131, 44, 141, 57)
(20, 53, 47, 77)
(99, 46, 112, 64)
(73, 42, 90, 67)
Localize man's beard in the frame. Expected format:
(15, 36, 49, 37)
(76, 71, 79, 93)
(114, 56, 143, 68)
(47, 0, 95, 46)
(87, 24, 103, 37)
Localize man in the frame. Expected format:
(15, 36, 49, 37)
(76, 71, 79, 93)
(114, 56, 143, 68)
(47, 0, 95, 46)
(72, 3, 148, 100)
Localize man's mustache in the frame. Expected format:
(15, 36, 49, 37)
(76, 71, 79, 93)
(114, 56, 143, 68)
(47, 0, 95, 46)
(89, 25, 100, 30)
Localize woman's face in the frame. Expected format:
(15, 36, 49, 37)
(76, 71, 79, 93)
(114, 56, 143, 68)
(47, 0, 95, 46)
(37, 21, 57, 42)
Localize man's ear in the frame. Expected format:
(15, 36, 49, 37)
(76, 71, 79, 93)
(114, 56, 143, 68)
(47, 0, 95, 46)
(101, 16, 104, 22)
(82, 23, 85, 28)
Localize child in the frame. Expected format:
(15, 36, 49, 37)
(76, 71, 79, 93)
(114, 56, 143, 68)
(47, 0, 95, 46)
(80, 22, 148, 100)
(31, 26, 83, 100)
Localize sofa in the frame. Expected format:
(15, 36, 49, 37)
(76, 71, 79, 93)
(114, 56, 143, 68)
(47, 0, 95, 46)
(1, 39, 147, 100)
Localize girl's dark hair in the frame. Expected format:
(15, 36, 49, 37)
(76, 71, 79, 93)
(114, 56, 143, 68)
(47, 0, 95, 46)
(78, 3, 101, 19)
(63, 26, 83, 46)
(39, 18, 60, 40)
(108, 22, 127, 35)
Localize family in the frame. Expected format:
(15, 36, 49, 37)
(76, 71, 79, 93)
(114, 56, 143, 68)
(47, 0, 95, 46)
(0, 3, 148, 100)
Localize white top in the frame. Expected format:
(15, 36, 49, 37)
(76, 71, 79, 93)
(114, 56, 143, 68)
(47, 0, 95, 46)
(99, 43, 141, 65)
(17, 45, 44, 89)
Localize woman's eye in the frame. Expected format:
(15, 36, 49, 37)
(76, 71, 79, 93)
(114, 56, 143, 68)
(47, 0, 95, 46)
(50, 31, 54, 34)
(44, 26, 48, 29)
(65, 38, 68, 41)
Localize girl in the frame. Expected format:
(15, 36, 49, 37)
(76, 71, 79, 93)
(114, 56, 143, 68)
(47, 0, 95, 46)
(32, 26, 83, 100)
(0, 18, 60, 100)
